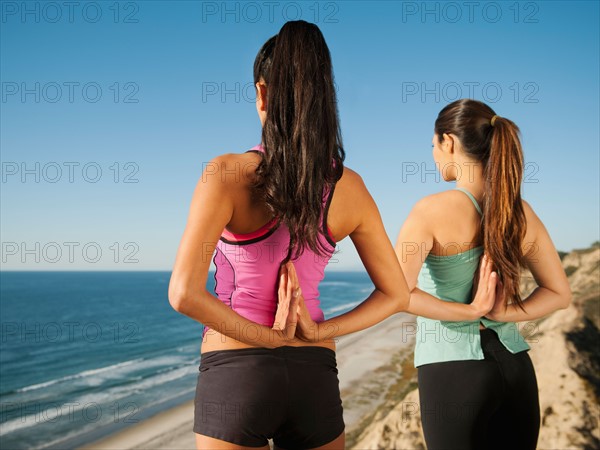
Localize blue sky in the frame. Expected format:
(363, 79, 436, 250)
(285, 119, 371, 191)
(1, 0, 599, 270)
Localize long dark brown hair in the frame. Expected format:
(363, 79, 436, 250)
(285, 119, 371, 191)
(434, 99, 527, 311)
(252, 21, 345, 260)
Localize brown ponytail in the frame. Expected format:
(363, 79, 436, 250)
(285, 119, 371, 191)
(435, 99, 528, 311)
(485, 116, 527, 310)
(252, 21, 345, 261)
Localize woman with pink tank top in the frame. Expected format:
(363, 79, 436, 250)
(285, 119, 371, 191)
(168, 21, 412, 449)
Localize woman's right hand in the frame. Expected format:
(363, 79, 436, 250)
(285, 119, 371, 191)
(469, 254, 499, 319)
(295, 294, 320, 343)
(485, 278, 507, 321)
(281, 261, 322, 342)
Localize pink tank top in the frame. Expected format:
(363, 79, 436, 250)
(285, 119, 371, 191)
(203, 145, 337, 337)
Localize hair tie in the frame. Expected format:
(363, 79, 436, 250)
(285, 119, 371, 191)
(490, 115, 499, 127)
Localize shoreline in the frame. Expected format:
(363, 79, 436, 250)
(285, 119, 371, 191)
(79, 312, 416, 449)
(78, 400, 196, 450)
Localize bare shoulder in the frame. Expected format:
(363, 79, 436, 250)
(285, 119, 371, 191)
(522, 199, 538, 222)
(206, 151, 259, 172)
(332, 166, 369, 201)
(522, 199, 544, 232)
(410, 191, 451, 220)
(522, 198, 542, 246)
(201, 151, 260, 188)
(327, 166, 376, 240)
(337, 166, 366, 188)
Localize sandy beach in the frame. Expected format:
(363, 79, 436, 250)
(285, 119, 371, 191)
(79, 312, 415, 450)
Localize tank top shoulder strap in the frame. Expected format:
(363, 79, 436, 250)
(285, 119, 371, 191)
(454, 187, 483, 216)
(246, 144, 264, 155)
(243, 143, 336, 246)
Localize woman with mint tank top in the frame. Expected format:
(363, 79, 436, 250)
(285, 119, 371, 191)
(168, 21, 410, 450)
(393, 99, 572, 449)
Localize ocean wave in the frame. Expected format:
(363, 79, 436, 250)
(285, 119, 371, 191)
(320, 281, 352, 287)
(325, 300, 361, 314)
(15, 359, 145, 393)
(0, 363, 198, 436)
(15, 354, 193, 394)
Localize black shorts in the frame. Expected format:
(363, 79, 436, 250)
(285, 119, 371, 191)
(193, 345, 345, 449)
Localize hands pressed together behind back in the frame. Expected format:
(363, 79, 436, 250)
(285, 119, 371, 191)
(274, 252, 509, 345)
(272, 261, 322, 343)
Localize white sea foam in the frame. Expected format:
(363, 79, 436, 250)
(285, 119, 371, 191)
(325, 300, 361, 314)
(16, 354, 191, 394)
(319, 281, 352, 287)
(16, 359, 145, 393)
(1, 359, 198, 436)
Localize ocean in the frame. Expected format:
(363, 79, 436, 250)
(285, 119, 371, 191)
(0, 271, 373, 449)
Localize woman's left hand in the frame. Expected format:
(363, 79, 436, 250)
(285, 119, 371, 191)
(484, 279, 508, 321)
(273, 262, 301, 340)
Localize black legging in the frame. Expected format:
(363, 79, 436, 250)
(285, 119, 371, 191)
(417, 328, 540, 450)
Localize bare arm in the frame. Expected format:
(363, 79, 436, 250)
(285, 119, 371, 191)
(394, 198, 497, 321)
(485, 201, 572, 322)
(168, 155, 299, 348)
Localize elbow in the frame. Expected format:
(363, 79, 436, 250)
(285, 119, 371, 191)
(558, 289, 572, 310)
(168, 281, 197, 314)
(169, 282, 208, 317)
(394, 280, 418, 314)
(168, 288, 189, 313)
(394, 289, 411, 314)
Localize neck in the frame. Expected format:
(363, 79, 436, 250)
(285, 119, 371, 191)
(454, 160, 485, 204)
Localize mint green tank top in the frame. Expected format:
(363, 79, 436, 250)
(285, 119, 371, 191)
(414, 187, 530, 368)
